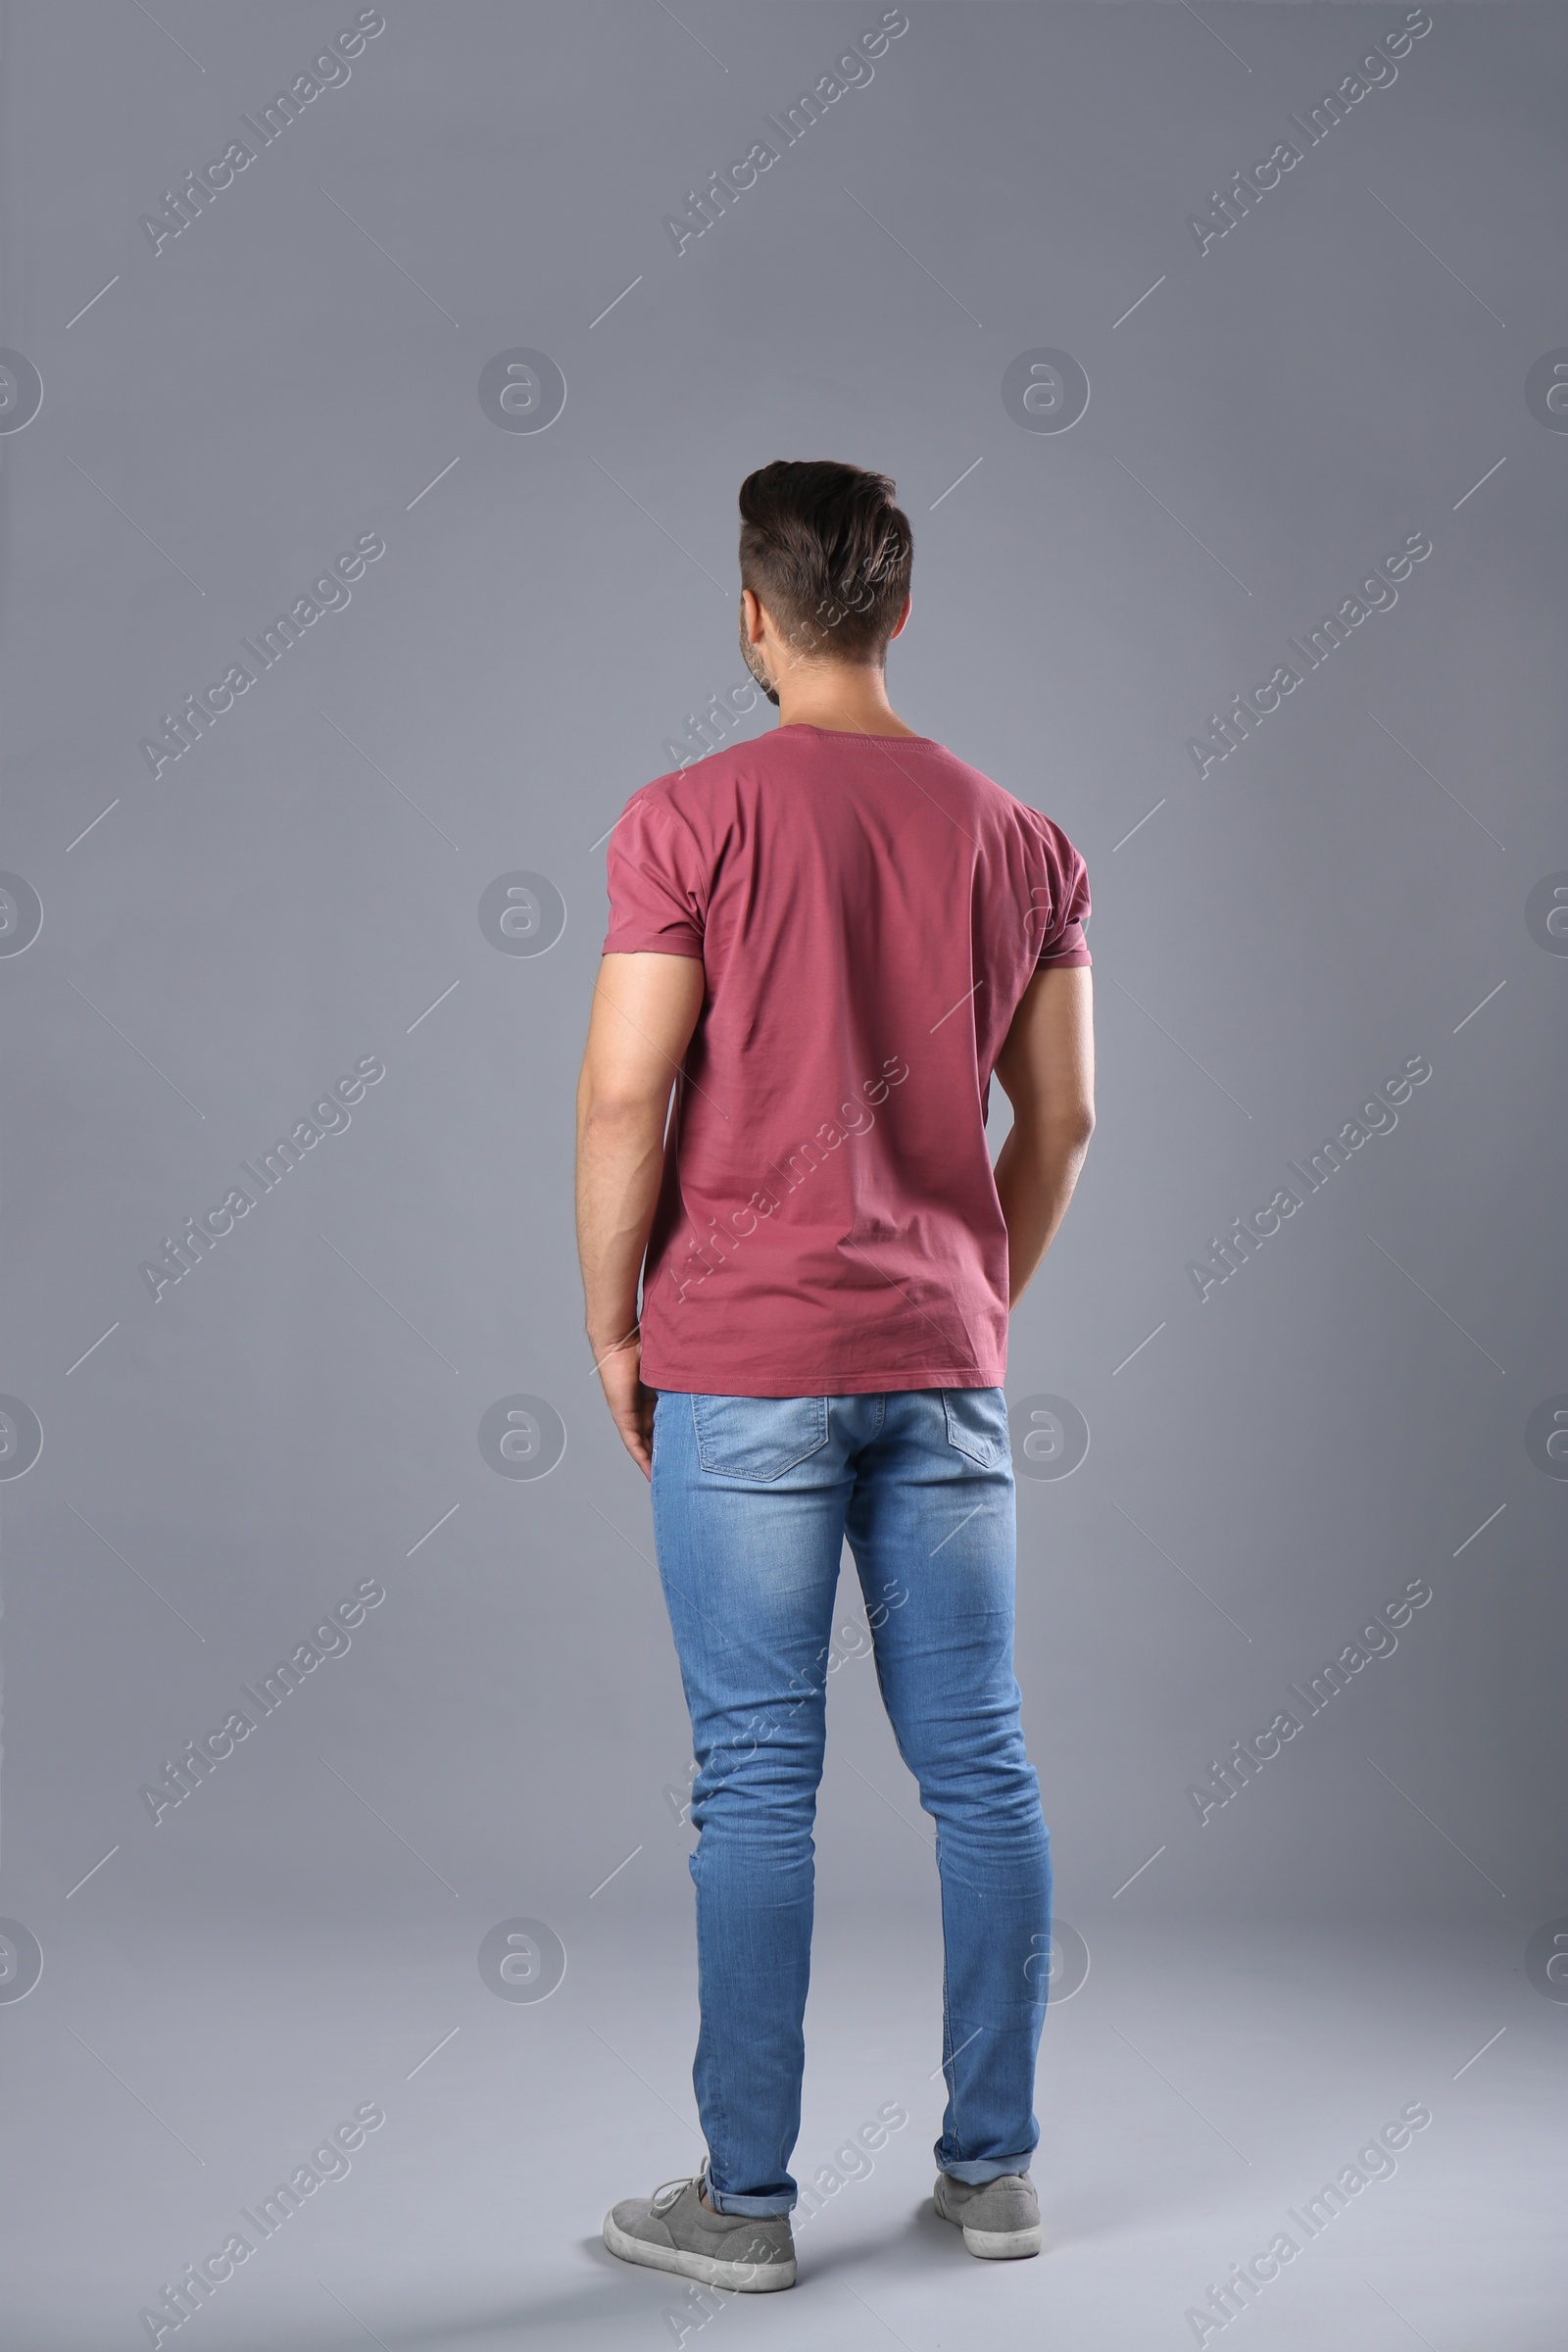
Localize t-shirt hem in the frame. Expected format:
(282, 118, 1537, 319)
(643, 1362, 1006, 1397)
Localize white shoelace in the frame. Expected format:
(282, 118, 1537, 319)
(650, 2173, 701, 2217)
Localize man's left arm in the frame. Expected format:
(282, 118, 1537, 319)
(574, 950, 705, 1476)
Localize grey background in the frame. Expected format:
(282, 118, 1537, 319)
(1, 3, 1563, 2346)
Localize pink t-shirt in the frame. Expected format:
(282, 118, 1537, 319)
(602, 723, 1091, 1396)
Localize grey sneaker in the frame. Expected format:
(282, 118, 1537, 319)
(933, 2171, 1042, 2258)
(603, 2172, 797, 2291)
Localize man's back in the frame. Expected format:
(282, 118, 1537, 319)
(604, 722, 1091, 1395)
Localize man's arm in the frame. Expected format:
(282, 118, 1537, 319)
(574, 951, 706, 1475)
(991, 965, 1095, 1307)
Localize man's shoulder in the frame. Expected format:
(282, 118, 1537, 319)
(930, 749, 1081, 852)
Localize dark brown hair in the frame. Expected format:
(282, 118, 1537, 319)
(738, 460, 912, 664)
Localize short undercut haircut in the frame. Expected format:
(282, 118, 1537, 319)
(738, 460, 913, 664)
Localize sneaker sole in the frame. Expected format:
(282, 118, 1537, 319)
(602, 2212, 797, 2291)
(961, 2221, 1043, 2259)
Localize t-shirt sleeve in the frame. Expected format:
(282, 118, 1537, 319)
(602, 785, 707, 961)
(1030, 815, 1093, 969)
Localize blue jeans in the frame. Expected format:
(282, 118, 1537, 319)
(649, 1387, 1052, 2217)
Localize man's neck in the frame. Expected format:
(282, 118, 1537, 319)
(772, 665, 922, 739)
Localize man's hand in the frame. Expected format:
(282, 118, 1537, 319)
(575, 952, 705, 1472)
(594, 1331, 657, 1479)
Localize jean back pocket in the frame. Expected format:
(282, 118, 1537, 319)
(941, 1388, 1010, 1469)
(690, 1395, 829, 1483)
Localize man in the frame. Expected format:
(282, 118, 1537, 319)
(575, 460, 1095, 2293)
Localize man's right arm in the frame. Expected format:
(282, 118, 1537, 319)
(991, 965, 1095, 1307)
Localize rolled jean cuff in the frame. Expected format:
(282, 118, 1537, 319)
(937, 2152, 1035, 2185)
(707, 2182, 796, 2217)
